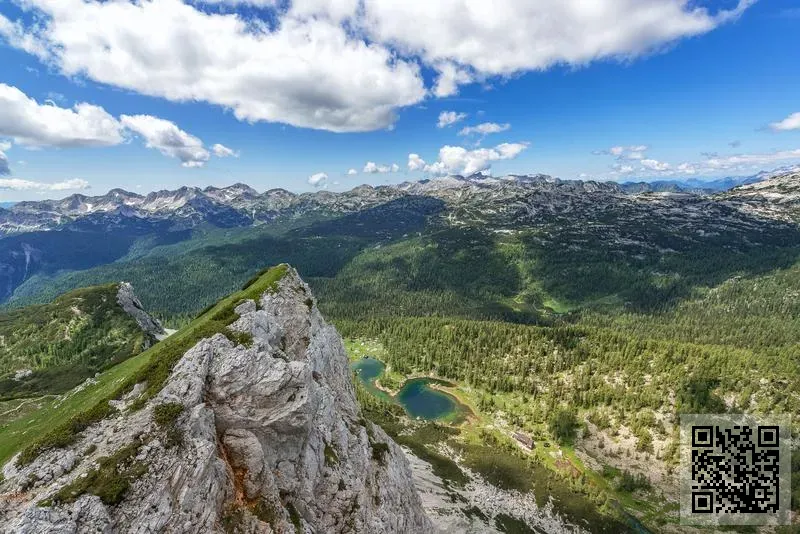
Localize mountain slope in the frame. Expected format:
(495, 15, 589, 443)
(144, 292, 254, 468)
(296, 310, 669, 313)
(0, 265, 431, 533)
(4, 171, 800, 312)
(719, 170, 800, 222)
(0, 283, 164, 399)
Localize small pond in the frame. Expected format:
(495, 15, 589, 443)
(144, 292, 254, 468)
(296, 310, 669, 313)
(352, 357, 468, 422)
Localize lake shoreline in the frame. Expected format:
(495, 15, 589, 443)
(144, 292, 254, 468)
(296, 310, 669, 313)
(352, 357, 472, 423)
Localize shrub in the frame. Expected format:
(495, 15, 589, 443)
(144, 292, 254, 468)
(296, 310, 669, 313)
(153, 402, 184, 428)
(324, 442, 339, 467)
(51, 441, 147, 505)
(548, 406, 579, 444)
(371, 442, 390, 465)
(615, 470, 651, 493)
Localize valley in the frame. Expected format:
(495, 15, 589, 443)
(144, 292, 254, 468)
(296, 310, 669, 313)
(1, 172, 799, 532)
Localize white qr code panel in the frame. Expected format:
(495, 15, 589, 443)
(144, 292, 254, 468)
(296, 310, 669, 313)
(680, 414, 791, 527)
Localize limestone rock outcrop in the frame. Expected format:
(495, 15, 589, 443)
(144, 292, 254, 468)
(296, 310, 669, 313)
(116, 282, 166, 341)
(1, 267, 431, 533)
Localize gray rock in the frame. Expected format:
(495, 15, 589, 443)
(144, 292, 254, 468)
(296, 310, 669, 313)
(1, 266, 431, 534)
(116, 282, 166, 341)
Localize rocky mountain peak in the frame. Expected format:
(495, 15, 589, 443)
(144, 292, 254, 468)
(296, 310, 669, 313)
(116, 282, 166, 341)
(1, 266, 430, 533)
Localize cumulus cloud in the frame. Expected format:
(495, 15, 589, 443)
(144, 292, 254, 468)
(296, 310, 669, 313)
(423, 142, 529, 176)
(597, 146, 800, 178)
(0, 177, 90, 191)
(458, 122, 510, 136)
(0, 85, 214, 168)
(0, 149, 9, 176)
(770, 112, 800, 132)
(433, 63, 473, 97)
(407, 153, 426, 171)
(308, 172, 328, 187)
(361, 0, 754, 95)
(640, 158, 671, 171)
(363, 161, 399, 173)
(1, 0, 753, 129)
(211, 143, 239, 158)
(611, 163, 635, 174)
(120, 115, 210, 168)
(437, 111, 467, 128)
(594, 145, 649, 160)
(0, 83, 123, 147)
(701, 149, 800, 171)
(346, 168, 358, 175)
(0, 0, 425, 133)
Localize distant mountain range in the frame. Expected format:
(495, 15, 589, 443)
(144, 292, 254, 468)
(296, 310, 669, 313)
(2, 168, 795, 236)
(1, 168, 799, 305)
(619, 165, 800, 194)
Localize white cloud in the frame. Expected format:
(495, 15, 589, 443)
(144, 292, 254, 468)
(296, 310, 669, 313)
(596, 145, 649, 160)
(0, 149, 9, 176)
(701, 149, 800, 171)
(2, 1, 752, 129)
(437, 111, 467, 128)
(1, 0, 425, 133)
(433, 63, 473, 97)
(308, 172, 328, 187)
(458, 122, 510, 136)
(0, 177, 90, 191)
(770, 112, 800, 132)
(612, 163, 635, 174)
(640, 158, 671, 171)
(0, 85, 220, 167)
(120, 115, 210, 168)
(424, 142, 529, 176)
(211, 143, 239, 158)
(346, 168, 358, 175)
(407, 153, 426, 171)
(362, 0, 753, 95)
(363, 161, 398, 173)
(598, 147, 800, 178)
(0, 83, 123, 147)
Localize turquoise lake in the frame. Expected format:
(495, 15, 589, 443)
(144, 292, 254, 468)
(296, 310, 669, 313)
(351, 357, 467, 421)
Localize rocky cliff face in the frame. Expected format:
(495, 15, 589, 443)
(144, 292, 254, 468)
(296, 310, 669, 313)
(116, 282, 166, 342)
(0, 267, 431, 533)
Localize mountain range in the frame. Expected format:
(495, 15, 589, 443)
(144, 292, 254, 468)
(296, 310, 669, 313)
(2, 169, 799, 307)
(2, 169, 794, 237)
(1, 170, 799, 532)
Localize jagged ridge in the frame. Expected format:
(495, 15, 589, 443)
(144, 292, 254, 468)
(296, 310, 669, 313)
(0, 265, 430, 533)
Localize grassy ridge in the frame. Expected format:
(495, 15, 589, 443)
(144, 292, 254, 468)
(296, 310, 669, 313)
(1, 264, 288, 468)
(0, 284, 147, 399)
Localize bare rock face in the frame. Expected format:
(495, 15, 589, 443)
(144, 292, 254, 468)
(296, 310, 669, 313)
(116, 281, 166, 341)
(1, 267, 431, 533)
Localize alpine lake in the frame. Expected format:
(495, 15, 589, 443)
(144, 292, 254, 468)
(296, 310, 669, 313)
(351, 357, 470, 422)
(350, 354, 649, 534)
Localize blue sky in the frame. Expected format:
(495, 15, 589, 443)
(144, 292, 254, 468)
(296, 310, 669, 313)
(0, 0, 799, 200)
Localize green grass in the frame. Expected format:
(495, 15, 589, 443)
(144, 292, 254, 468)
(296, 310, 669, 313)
(152, 402, 184, 428)
(46, 440, 147, 506)
(0, 264, 289, 469)
(0, 283, 148, 399)
(541, 298, 573, 314)
(0, 350, 151, 468)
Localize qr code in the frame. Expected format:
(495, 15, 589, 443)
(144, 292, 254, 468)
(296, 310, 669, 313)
(680, 414, 791, 526)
